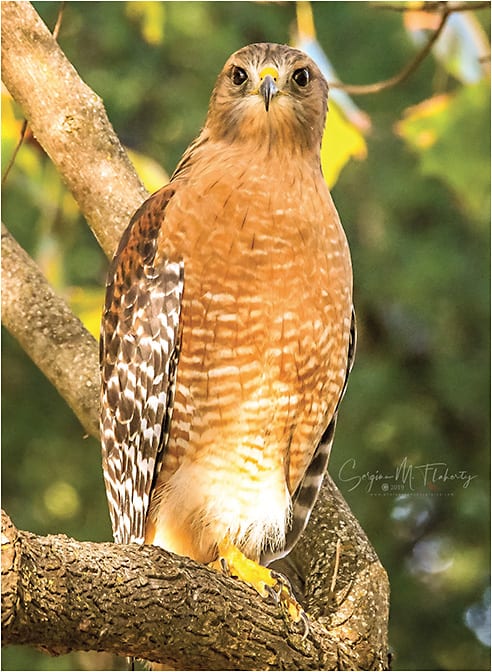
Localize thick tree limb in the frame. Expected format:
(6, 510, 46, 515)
(1, 0, 148, 258)
(2, 472, 389, 670)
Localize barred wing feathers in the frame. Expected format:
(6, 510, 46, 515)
(100, 187, 184, 544)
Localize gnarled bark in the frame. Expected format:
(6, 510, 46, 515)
(2, 473, 390, 670)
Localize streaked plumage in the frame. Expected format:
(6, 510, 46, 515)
(101, 42, 354, 593)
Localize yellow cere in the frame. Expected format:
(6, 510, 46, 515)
(259, 66, 279, 82)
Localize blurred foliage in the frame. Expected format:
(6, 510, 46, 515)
(404, 9, 490, 85)
(396, 80, 490, 221)
(2, 2, 490, 671)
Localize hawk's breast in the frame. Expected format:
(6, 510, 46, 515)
(148, 154, 352, 562)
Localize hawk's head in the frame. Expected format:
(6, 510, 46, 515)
(206, 43, 328, 154)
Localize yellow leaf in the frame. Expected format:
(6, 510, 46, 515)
(395, 94, 452, 149)
(126, 147, 170, 194)
(67, 286, 106, 339)
(125, 1, 166, 45)
(321, 101, 368, 188)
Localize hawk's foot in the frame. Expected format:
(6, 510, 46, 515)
(210, 537, 309, 637)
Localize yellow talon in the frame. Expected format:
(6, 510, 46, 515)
(210, 537, 309, 635)
(211, 538, 275, 596)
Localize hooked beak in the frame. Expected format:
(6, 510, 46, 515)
(259, 67, 279, 112)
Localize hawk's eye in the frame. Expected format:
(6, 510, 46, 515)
(231, 66, 248, 86)
(293, 67, 310, 87)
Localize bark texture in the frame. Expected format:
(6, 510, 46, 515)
(2, 475, 390, 670)
(1, 223, 100, 438)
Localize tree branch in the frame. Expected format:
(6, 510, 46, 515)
(1, 0, 144, 438)
(1, 119, 28, 186)
(2, 471, 389, 670)
(329, 5, 452, 95)
(1, 222, 100, 439)
(1, 0, 149, 258)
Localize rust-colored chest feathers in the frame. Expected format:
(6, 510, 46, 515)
(100, 42, 354, 568)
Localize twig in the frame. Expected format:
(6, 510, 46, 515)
(52, 1, 66, 40)
(329, 6, 452, 95)
(2, 1, 66, 186)
(370, 1, 490, 12)
(1, 119, 27, 186)
(329, 538, 342, 595)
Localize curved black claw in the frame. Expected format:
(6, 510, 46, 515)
(264, 570, 310, 637)
(264, 582, 281, 605)
(298, 608, 311, 641)
(270, 569, 293, 592)
(219, 557, 230, 575)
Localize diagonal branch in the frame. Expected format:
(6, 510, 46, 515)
(1, 0, 145, 437)
(1, 0, 149, 258)
(1, 222, 100, 439)
(330, 5, 452, 95)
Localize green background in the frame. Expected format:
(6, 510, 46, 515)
(2, 2, 490, 670)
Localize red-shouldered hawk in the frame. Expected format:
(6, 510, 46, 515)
(100, 42, 355, 631)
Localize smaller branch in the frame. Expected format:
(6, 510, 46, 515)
(1, 119, 27, 185)
(52, 1, 66, 40)
(1, 223, 100, 439)
(329, 7, 452, 95)
(278, 476, 390, 670)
